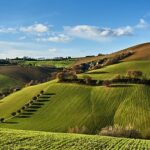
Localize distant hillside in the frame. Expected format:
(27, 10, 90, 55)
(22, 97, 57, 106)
(73, 42, 150, 66)
(0, 65, 59, 83)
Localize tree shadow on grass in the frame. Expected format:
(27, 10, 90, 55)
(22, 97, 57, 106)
(37, 99, 50, 102)
(25, 109, 38, 112)
(21, 112, 34, 115)
(44, 93, 56, 96)
(39, 96, 50, 98)
(17, 115, 31, 118)
(29, 105, 41, 109)
(86, 71, 109, 74)
(111, 84, 133, 88)
(32, 103, 44, 106)
(4, 121, 18, 124)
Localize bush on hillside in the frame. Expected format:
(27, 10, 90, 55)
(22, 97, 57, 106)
(32, 96, 37, 101)
(57, 71, 77, 82)
(0, 118, 5, 123)
(17, 109, 22, 114)
(103, 80, 111, 87)
(83, 75, 92, 85)
(11, 112, 17, 116)
(99, 126, 142, 138)
(40, 90, 44, 95)
(126, 70, 143, 79)
(68, 126, 89, 134)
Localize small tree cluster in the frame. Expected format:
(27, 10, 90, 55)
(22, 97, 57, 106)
(126, 70, 143, 79)
(103, 80, 111, 87)
(68, 126, 89, 134)
(0, 118, 5, 123)
(57, 70, 77, 82)
(83, 75, 92, 85)
(99, 125, 142, 138)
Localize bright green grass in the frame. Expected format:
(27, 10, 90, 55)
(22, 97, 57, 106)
(0, 128, 149, 150)
(0, 74, 22, 92)
(19, 60, 75, 68)
(0, 80, 55, 118)
(79, 60, 150, 80)
(1, 82, 150, 136)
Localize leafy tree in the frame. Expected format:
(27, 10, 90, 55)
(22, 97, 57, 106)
(11, 112, 17, 116)
(83, 75, 92, 85)
(126, 70, 143, 78)
(103, 80, 111, 87)
(0, 118, 5, 122)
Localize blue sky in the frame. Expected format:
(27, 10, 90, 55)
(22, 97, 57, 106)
(0, 0, 150, 58)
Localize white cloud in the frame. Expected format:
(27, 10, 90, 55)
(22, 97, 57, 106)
(136, 19, 149, 28)
(0, 27, 17, 33)
(37, 34, 71, 43)
(64, 25, 133, 41)
(20, 23, 49, 33)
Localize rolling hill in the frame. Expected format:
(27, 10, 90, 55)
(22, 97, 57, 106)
(0, 42, 149, 146)
(73, 42, 150, 66)
(0, 65, 61, 95)
(79, 60, 150, 80)
(0, 80, 150, 137)
(0, 128, 149, 149)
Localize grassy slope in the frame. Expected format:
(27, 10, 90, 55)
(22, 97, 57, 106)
(79, 60, 150, 80)
(0, 74, 22, 92)
(0, 81, 54, 118)
(0, 65, 56, 83)
(19, 60, 75, 68)
(1, 82, 150, 136)
(0, 128, 149, 150)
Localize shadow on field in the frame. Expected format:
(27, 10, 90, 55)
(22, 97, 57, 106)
(86, 71, 109, 74)
(111, 84, 133, 88)
(16, 93, 55, 119)
(4, 121, 18, 124)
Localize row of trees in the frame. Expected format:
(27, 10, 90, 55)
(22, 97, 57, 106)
(0, 86, 22, 99)
(57, 70, 150, 86)
(0, 90, 44, 123)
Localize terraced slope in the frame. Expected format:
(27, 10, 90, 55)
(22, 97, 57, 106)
(80, 60, 150, 80)
(1, 82, 150, 136)
(0, 128, 149, 150)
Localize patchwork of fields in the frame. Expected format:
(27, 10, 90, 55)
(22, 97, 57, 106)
(0, 128, 149, 150)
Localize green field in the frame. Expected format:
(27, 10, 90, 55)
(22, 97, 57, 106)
(0, 128, 149, 150)
(0, 81, 54, 118)
(79, 60, 150, 80)
(0, 59, 150, 149)
(1, 82, 150, 136)
(19, 59, 76, 68)
(0, 74, 22, 92)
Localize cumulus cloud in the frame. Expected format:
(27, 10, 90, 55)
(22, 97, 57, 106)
(64, 25, 133, 41)
(136, 19, 149, 28)
(37, 34, 71, 43)
(20, 23, 49, 33)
